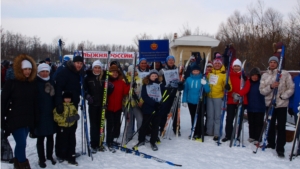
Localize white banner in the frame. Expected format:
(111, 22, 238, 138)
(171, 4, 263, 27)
(83, 51, 134, 59)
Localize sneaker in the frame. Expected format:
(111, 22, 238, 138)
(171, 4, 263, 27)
(38, 160, 46, 168)
(68, 160, 78, 166)
(213, 136, 219, 141)
(150, 143, 158, 151)
(47, 157, 56, 165)
(277, 151, 285, 158)
(222, 137, 229, 142)
(98, 145, 107, 152)
(156, 137, 161, 144)
(248, 138, 255, 143)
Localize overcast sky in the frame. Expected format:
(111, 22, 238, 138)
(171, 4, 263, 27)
(1, 0, 297, 46)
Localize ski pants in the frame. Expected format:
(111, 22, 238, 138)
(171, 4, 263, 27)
(225, 104, 244, 139)
(206, 98, 222, 136)
(188, 103, 203, 137)
(247, 112, 264, 141)
(267, 107, 287, 152)
(139, 113, 161, 144)
(55, 123, 77, 162)
(36, 134, 54, 161)
(126, 106, 143, 141)
(12, 127, 29, 163)
(88, 105, 103, 148)
(295, 115, 300, 154)
(105, 110, 122, 145)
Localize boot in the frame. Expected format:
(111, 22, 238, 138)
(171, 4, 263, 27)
(18, 159, 31, 169)
(14, 158, 20, 169)
(38, 159, 46, 168)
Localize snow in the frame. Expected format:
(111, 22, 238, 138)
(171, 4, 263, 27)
(2, 106, 300, 169)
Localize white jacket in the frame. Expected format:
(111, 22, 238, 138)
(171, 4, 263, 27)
(259, 69, 294, 108)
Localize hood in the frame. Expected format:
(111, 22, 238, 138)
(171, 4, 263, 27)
(13, 54, 37, 82)
(143, 75, 162, 85)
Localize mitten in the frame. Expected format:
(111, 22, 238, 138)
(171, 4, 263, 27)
(225, 84, 231, 91)
(177, 81, 184, 91)
(232, 93, 241, 102)
(65, 114, 80, 123)
(201, 79, 207, 85)
(108, 82, 114, 95)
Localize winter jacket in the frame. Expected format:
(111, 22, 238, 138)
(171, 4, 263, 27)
(207, 65, 232, 98)
(53, 102, 78, 127)
(182, 73, 210, 104)
(35, 77, 56, 136)
(125, 73, 143, 107)
(289, 74, 300, 114)
(1, 54, 38, 133)
(107, 78, 130, 112)
(5, 67, 15, 81)
(55, 61, 82, 108)
(84, 70, 105, 106)
(246, 68, 265, 112)
(52, 61, 67, 80)
(227, 70, 250, 105)
(141, 77, 165, 114)
(158, 65, 179, 89)
(259, 69, 294, 108)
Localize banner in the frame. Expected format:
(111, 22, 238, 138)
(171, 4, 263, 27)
(83, 51, 134, 59)
(139, 40, 169, 62)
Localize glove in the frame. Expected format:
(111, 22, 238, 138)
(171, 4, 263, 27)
(65, 114, 80, 123)
(86, 95, 94, 104)
(201, 79, 207, 85)
(177, 81, 184, 91)
(288, 108, 294, 116)
(182, 103, 188, 107)
(225, 84, 231, 91)
(108, 82, 114, 96)
(232, 93, 241, 102)
(56, 104, 64, 114)
(132, 82, 137, 88)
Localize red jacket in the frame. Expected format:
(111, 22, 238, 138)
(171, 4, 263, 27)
(107, 79, 130, 112)
(227, 70, 250, 105)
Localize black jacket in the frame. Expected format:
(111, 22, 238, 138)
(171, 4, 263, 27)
(84, 70, 106, 106)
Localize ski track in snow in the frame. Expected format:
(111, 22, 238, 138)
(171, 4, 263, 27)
(1, 106, 300, 169)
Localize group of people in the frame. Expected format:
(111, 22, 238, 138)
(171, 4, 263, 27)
(1, 47, 300, 169)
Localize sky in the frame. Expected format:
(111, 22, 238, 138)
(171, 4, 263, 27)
(1, 0, 298, 46)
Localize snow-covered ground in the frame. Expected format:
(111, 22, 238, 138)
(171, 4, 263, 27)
(2, 106, 300, 169)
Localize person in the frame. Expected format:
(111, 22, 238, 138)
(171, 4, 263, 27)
(5, 61, 15, 81)
(159, 56, 181, 136)
(288, 73, 300, 155)
(53, 91, 80, 165)
(246, 67, 265, 144)
(45, 58, 57, 77)
(150, 61, 163, 71)
(1, 60, 10, 88)
(206, 58, 231, 141)
(182, 65, 210, 140)
(84, 60, 113, 153)
(135, 70, 164, 151)
(183, 55, 201, 80)
(222, 59, 250, 142)
(223, 44, 236, 69)
(1, 54, 38, 168)
(35, 63, 57, 168)
(52, 56, 70, 80)
(106, 65, 130, 150)
(259, 56, 294, 157)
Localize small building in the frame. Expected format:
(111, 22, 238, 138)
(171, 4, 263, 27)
(169, 34, 220, 65)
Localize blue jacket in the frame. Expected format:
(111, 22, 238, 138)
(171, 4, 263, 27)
(247, 79, 266, 113)
(289, 74, 300, 114)
(182, 73, 210, 104)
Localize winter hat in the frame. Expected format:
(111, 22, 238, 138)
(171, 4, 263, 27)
(21, 60, 32, 69)
(166, 55, 175, 62)
(191, 65, 201, 71)
(63, 56, 70, 62)
(62, 91, 73, 100)
(206, 61, 213, 67)
(125, 62, 129, 66)
(139, 58, 147, 64)
(45, 58, 51, 62)
(92, 60, 102, 69)
(37, 63, 51, 73)
(190, 56, 195, 60)
(149, 69, 159, 76)
(127, 65, 134, 73)
(213, 58, 223, 65)
(249, 67, 261, 77)
(232, 59, 242, 67)
(73, 55, 83, 62)
(215, 53, 222, 59)
(268, 56, 279, 63)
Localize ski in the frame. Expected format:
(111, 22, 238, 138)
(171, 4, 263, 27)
(99, 51, 111, 149)
(261, 45, 285, 151)
(176, 50, 184, 137)
(80, 47, 93, 160)
(200, 53, 208, 142)
(217, 52, 232, 146)
(190, 53, 209, 141)
(230, 60, 246, 147)
(113, 145, 182, 167)
(289, 104, 300, 161)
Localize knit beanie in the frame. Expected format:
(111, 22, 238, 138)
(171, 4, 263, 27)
(149, 69, 159, 76)
(21, 60, 32, 69)
(64, 56, 70, 62)
(92, 60, 102, 69)
(191, 65, 201, 71)
(166, 55, 175, 62)
(139, 58, 147, 64)
(73, 55, 83, 62)
(268, 56, 279, 63)
(206, 61, 213, 67)
(213, 58, 223, 65)
(62, 91, 73, 101)
(232, 59, 242, 67)
(37, 63, 50, 73)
